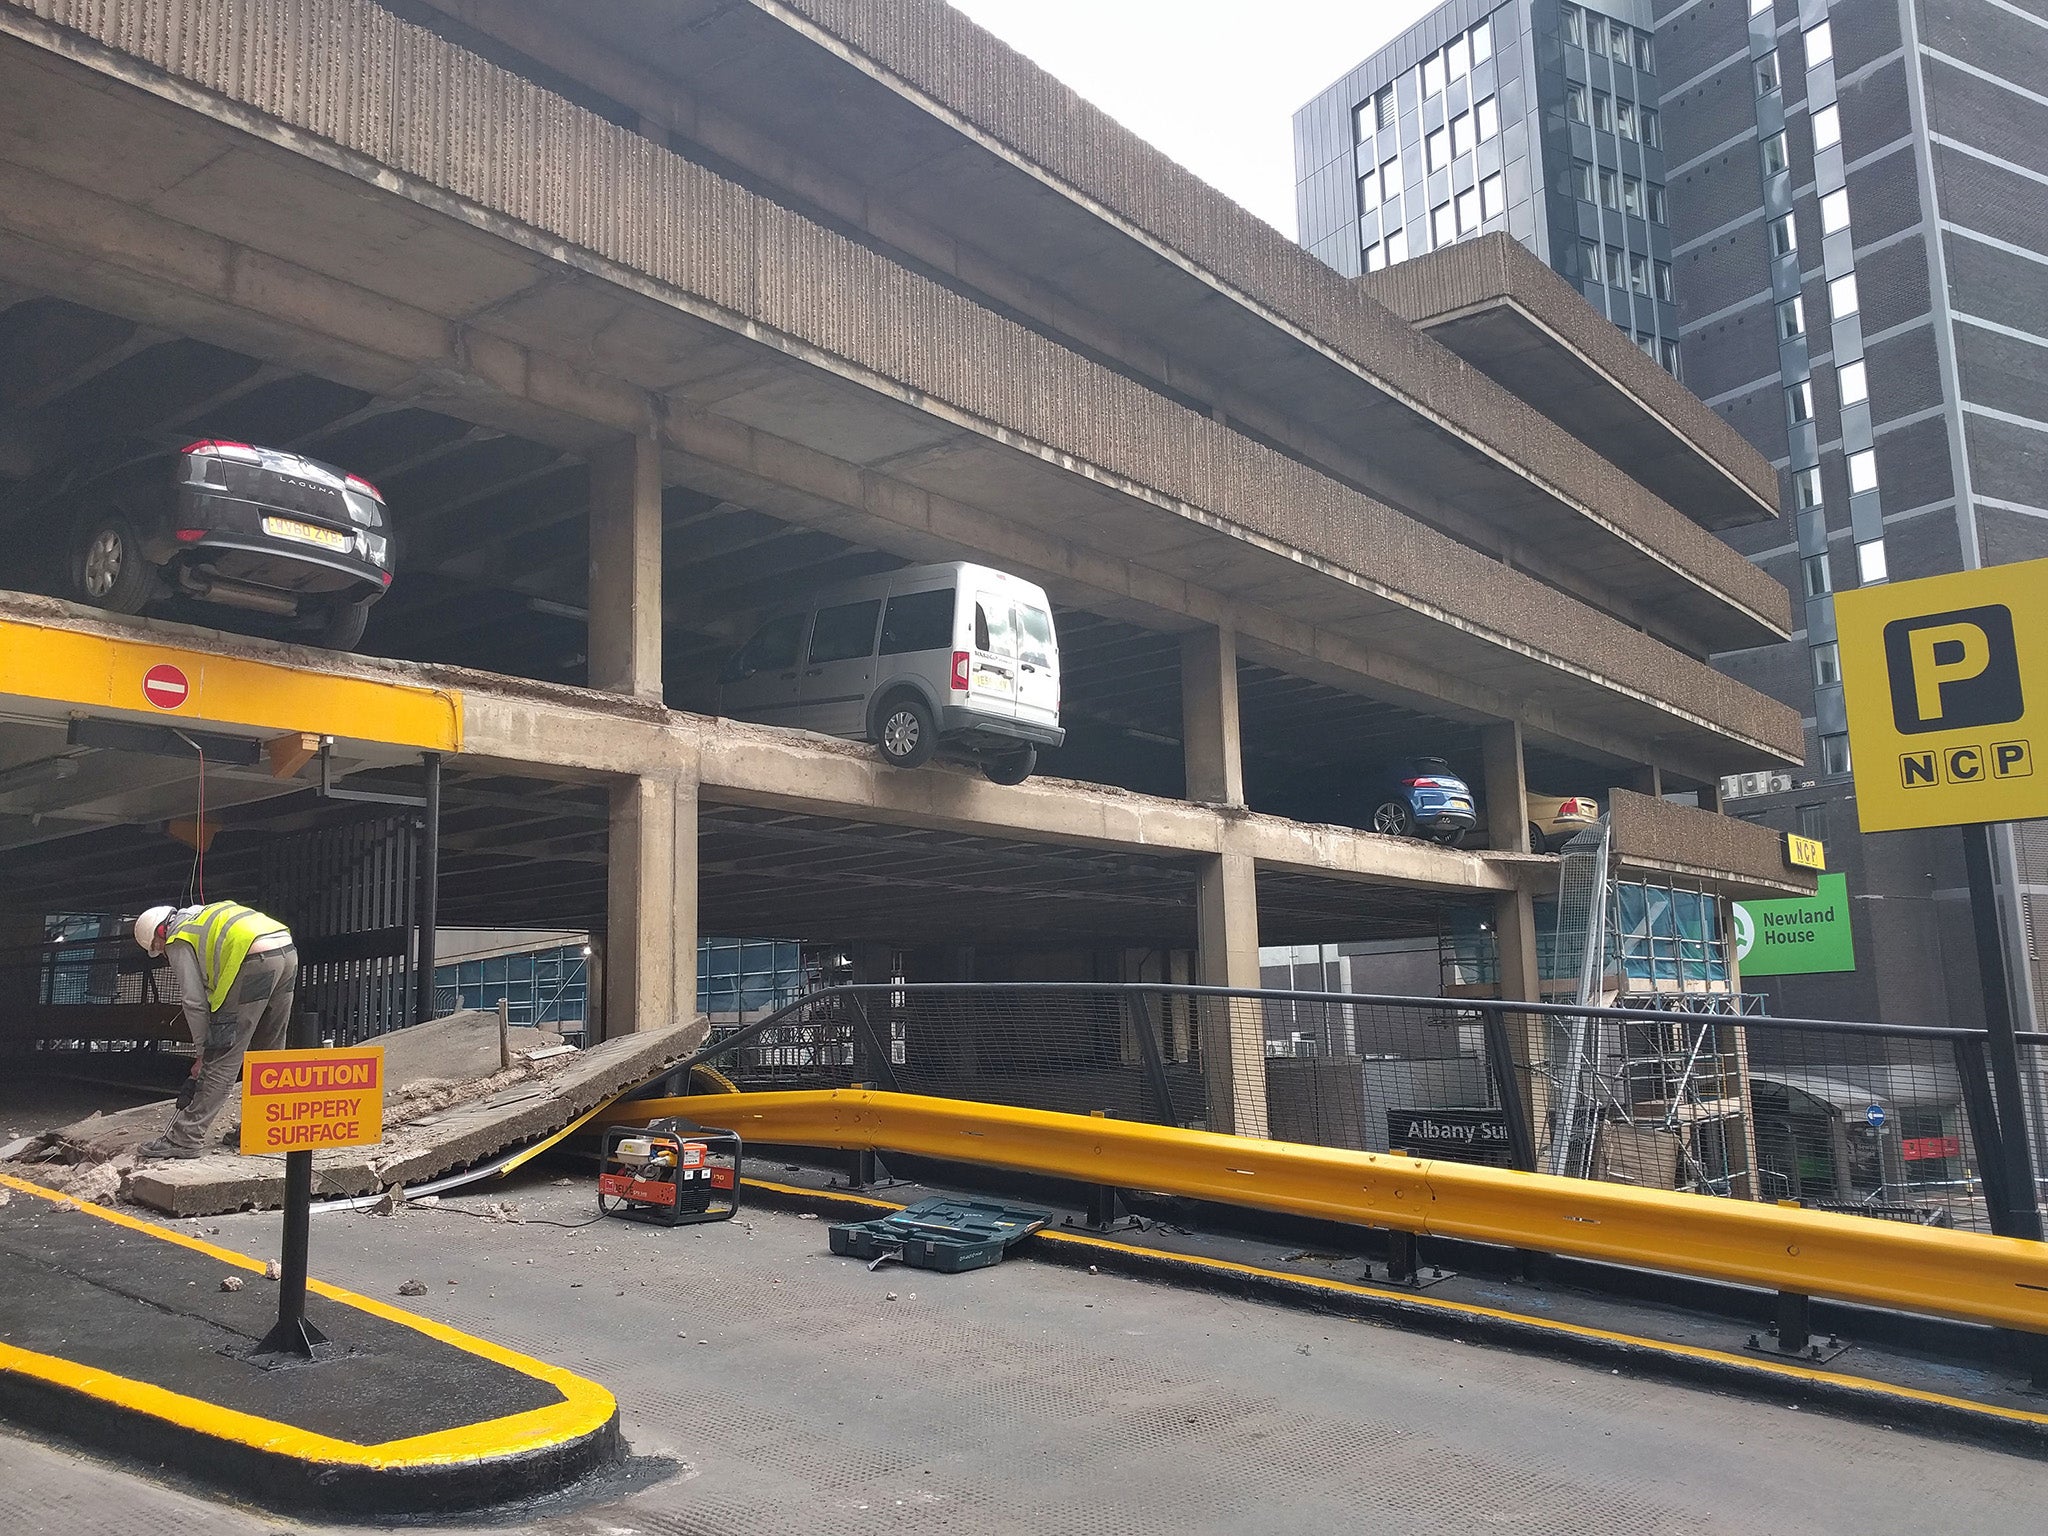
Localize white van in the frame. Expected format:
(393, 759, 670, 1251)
(717, 562, 1064, 783)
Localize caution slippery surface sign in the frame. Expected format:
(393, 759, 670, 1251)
(239, 1047, 384, 1154)
(1836, 559, 2048, 834)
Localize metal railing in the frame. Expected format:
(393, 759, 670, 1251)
(675, 982, 2047, 1239)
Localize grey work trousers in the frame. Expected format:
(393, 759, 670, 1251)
(159, 945, 300, 1151)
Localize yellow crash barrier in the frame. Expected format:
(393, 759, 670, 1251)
(598, 1088, 2048, 1334)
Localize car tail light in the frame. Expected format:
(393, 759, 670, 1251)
(951, 650, 970, 692)
(345, 472, 383, 501)
(380, 571, 394, 587)
(174, 528, 207, 542)
(182, 439, 261, 461)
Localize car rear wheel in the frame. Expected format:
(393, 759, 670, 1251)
(1370, 799, 1416, 838)
(982, 745, 1036, 785)
(72, 516, 152, 614)
(1528, 822, 1546, 855)
(875, 694, 937, 769)
(314, 596, 374, 651)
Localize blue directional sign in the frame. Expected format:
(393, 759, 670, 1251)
(1866, 1102, 1887, 1130)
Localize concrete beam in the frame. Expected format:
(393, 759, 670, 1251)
(587, 431, 665, 699)
(1180, 627, 1243, 808)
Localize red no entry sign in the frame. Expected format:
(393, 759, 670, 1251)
(141, 663, 190, 710)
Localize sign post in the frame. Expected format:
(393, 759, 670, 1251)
(241, 1020, 385, 1360)
(1836, 559, 2048, 1240)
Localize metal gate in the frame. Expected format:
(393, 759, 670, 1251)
(259, 813, 419, 1044)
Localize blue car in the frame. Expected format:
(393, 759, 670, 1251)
(1368, 756, 1478, 844)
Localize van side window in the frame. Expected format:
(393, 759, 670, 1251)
(975, 594, 1015, 657)
(880, 588, 955, 655)
(733, 611, 805, 675)
(1016, 604, 1055, 668)
(808, 599, 882, 664)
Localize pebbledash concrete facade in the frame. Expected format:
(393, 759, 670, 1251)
(0, 0, 1811, 1128)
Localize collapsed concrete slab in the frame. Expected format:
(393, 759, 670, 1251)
(126, 1020, 705, 1218)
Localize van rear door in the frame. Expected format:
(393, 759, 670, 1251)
(967, 588, 1018, 721)
(1013, 599, 1059, 734)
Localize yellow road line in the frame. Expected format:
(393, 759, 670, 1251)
(740, 1175, 2048, 1431)
(0, 1173, 612, 1466)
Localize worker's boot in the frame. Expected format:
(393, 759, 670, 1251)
(138, 1138, 205, 1161)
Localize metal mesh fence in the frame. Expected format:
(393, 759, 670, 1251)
(689, 983, 2042, 1236)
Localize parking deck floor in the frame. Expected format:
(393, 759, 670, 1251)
(0, 1171, 2036, 1535)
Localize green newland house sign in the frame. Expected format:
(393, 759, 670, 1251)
(1734, 873, 1856, 977)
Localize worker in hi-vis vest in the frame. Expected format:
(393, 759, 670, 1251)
(132, 901, 299, 1161)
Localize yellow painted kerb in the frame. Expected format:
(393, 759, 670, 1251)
(0, 1174, 610, 1467)
(0, 619, 461, 752)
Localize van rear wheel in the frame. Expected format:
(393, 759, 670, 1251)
(875, 695, 937, 769)
(982, 745, 1036, 785)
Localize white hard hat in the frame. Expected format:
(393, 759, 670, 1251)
(134, 906, 178, 953)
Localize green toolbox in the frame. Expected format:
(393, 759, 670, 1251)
(828, 1197, 1052, 1273)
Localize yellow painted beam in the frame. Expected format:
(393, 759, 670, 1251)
(600, 1089, 2048, 1334)
(0, 619, 460, 752)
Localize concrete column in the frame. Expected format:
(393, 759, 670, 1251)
(587, 432, 664, 700)
(603, 773, 697, 1037)
(1626, 764, 1663, 798)
(1195, 847, 1269, 1137)
(1481, 721, 1529, 853)
(1180, 627, 1244, 807)
(1493, 886, 1548, 1158)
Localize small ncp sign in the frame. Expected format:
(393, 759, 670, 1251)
(239, 1046, 384, 1154)
(1836, 559, 2048, 833)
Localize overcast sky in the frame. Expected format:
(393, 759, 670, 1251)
(947, 0, 1439, 238)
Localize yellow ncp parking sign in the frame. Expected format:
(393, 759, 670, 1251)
(1837, 559, 2048, 833)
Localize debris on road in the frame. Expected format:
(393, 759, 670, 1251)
(398, 1279, 428, 1296)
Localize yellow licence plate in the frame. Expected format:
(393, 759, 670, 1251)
(263, 516, 348, 551)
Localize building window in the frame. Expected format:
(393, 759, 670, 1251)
(1582, 240, 1604, 284)
(1821, 731, 1853, 776)
(1593, 92, 1615, 132)
(1656, 260, 1674, 300)
(1423, 52, 1445, 98)
(1476, 96, 1499, 142)
(1856, 538, 1888, 583)
(1481, 172, 1505, 220)
(1609, 245, 1628, 287)
(1642, 107, 1660, 147)
(1446, 33, 1470, 83)
(1573, 160, 1594, 201)
(1363, 241, 1385, 273)
(1599, 168, 1620, 209)
(1771, 213, 1799, 256)
(1472, 18, 1494, 64)
(1812, 641, 1842, 687)
(1622, 175, 1644, 217)
(1451, 111, 1476, 159)
(1427, 126, 1450, 172)
(1455, 185, 1480, 233)
(1359, 167, 1380, 213)
(1777, 294, 1806, 339)
(1617, 100, 1638, 140)
(1567, 83, 1588, 123)
(1848, 448, 1879, 495)
(1793, 465, 1822, 508)
(1829, 271, 1860, 317)
(1562, 4, 1584, 46)
(1636, 32, 1655, 70)
(1385, 226, 1408, 263)
(1375, 87, 1396, 132)
(1803, 552, 1832, 597)
(1797, 802, 1827, 842)
(1637, 333, 1657, 358)
(1805, 21, 1834, 69)
(1432, 201, 1455, 247)
(1786, 377, 1814, 424)
(1661, 339, 1681, 376)
(1354, 103, 1375, 143)
(1750, 0, 1774, 17)
(1585, 14, 1607, 53)
(1820, 188, 1851, 234)
(1761, 131, 1789, 176)
(1756, 50, 1781, 95)
(1839, 358, 1868, 406)
(1648, 185, 1668, 222)
(1611, 23, 1635, 63)
(1812, 103, 1841, 151)
(1629, 251, 1650, 294)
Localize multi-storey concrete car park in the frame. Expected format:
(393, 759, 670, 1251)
(0, 0, 1812, 1134)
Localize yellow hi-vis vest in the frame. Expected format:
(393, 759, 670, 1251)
(165, 902, 289, 1012)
